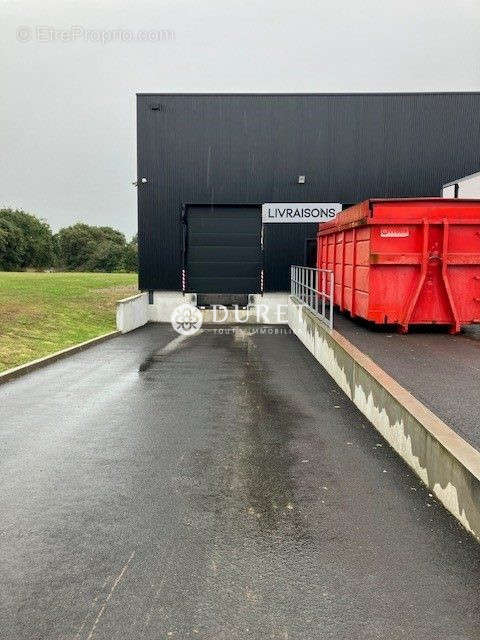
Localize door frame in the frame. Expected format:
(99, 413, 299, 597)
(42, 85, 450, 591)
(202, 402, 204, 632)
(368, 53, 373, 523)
(181, 203, 264, 294)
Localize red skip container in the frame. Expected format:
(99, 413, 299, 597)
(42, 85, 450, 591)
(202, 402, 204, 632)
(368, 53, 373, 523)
(317, 198, 480, 333)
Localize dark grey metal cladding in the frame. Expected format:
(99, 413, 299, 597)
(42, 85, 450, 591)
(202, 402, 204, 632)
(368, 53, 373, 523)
(186, 205, 261, 294)
(137, 93, 480, 291)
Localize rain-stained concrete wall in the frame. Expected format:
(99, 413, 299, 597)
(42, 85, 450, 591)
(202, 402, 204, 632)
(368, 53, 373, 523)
(116, 292, 148, 333)
(117, 291, 291, 331)
(288, 296, 480, 541)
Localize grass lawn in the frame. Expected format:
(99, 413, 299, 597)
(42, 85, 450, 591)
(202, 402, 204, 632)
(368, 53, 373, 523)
(0, 272, 138, 372)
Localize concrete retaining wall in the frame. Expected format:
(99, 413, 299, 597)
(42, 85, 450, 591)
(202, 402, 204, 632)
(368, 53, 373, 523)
(116, 293, 148, 333)
(121, 291, 290, 328)
(147, 291, 197, 323)
(288, 295, 480, 541)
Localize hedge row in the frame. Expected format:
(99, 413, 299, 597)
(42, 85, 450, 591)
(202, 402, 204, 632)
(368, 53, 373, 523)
(0, 209, 137, 272)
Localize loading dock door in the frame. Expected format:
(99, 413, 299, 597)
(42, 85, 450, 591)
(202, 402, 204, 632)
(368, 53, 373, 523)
(186, 205, 262, 294)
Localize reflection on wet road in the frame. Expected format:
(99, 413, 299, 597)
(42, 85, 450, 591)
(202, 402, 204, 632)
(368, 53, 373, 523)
(1, 324, 480, 639)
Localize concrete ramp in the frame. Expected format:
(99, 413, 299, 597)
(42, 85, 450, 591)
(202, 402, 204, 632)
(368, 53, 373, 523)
(2, 324, 480, 638)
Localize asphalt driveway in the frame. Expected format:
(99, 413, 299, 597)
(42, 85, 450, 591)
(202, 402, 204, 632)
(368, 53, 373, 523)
(1, 324, 479, 639)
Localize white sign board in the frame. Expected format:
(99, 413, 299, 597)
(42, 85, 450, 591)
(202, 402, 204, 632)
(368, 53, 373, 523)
(262, 203, 342, 223)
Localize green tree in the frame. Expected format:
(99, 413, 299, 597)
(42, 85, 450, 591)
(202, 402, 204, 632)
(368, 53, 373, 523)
(0, 217, 26, 270)
(122, 234, 138, 272)
(55, 224, 127, 272)
(85, 240, 126, 272)
(0, 211, 135, 273)
(0, 209, 55, 271)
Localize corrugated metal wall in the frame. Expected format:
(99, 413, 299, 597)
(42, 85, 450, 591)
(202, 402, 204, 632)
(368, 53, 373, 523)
(137, 93, 480, 291)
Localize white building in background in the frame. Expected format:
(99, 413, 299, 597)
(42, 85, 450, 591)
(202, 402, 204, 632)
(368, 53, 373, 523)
(442, 170, 480, 198)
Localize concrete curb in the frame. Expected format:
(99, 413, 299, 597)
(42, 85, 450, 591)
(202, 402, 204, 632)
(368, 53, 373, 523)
(0, 331, 120, 385)
(288, 296, 480, 541)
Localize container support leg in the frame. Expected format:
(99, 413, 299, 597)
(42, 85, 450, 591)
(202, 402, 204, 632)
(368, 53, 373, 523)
(440, 219, 461, 334)
(400, 219, 429, 333)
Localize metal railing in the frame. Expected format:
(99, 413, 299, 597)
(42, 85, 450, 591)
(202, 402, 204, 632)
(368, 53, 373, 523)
(291, 266, 334, 329)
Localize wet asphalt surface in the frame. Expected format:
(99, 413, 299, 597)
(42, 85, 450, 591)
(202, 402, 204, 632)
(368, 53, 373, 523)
(334, 314, 480, 449)
(1, 323, 480, 639)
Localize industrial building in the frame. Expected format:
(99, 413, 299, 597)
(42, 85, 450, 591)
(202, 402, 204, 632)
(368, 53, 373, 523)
(136, 92, 480, 303)
(442, 170, 480, 198)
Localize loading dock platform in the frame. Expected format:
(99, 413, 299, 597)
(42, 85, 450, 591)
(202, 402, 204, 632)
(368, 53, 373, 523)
(333, 313, 480, 450)
(288, 296, 480, 541)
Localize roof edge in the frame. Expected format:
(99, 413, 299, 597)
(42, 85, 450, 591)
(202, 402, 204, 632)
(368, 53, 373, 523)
(443, 170, 480, 187)
(136, 91, 480, 97)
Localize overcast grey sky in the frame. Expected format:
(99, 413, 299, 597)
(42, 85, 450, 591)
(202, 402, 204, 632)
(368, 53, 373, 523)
(1, 0, 480, 238)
